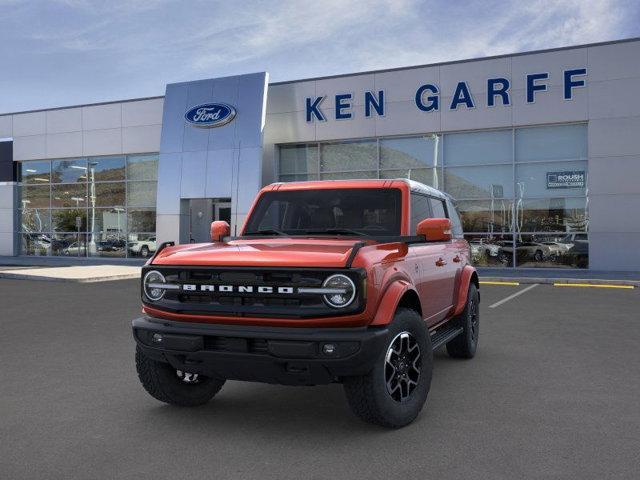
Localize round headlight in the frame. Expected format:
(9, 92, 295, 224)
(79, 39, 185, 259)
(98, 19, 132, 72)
(143, 270, 166, 301)
(322, 274, 356, 308)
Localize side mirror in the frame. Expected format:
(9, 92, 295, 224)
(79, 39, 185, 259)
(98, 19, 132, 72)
(416, 218, 452, 242)
(210, 221, 230, 242)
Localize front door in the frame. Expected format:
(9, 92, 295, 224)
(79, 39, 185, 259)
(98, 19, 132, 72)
(189, 199, 213, 243)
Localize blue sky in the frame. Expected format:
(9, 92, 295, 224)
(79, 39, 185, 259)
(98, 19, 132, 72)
(1, 0, 639, 113)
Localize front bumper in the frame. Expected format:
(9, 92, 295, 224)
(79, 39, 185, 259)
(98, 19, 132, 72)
(132, 316, 389, 386)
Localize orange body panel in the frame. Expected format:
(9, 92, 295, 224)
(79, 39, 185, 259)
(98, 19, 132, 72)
(144, 179, 476, 329)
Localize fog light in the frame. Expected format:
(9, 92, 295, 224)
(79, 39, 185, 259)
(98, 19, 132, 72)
(152, 333, 163, 343)
(322, 343, 336, 355)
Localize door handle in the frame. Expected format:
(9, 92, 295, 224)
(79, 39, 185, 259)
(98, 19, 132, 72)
(453, 255, 461, 263)
(435, 258, 447, 267)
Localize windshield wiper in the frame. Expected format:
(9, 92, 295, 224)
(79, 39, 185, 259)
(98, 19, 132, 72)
(302, 228, 366, 236)
(244, 228, 287, 236)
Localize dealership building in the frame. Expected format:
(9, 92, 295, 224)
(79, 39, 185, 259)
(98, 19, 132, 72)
(1, 38, 639, 271)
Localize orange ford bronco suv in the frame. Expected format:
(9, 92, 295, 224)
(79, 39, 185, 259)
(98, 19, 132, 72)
(133, 179, 479, 427)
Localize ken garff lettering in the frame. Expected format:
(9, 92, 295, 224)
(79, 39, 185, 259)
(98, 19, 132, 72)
(185, 102, 237, 128)
(305, 68, 587, 122)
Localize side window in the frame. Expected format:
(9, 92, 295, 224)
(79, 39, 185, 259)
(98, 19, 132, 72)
(410, 193, 431, 235)
(429, 198, 446, 219)
(445, 198, 464, 238)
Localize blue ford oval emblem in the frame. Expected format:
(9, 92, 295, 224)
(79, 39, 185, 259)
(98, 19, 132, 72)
(184, 103, 237, 128)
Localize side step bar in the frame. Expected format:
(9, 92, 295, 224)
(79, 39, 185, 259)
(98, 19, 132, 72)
(430, 325, 464, 350)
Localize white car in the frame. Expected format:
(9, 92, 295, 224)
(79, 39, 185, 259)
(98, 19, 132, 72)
(129, 237, 157, 258)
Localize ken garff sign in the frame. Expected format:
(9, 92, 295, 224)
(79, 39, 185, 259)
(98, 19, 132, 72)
(547, 170, 586, 189)
(305, 68, 587, 122)
(185, 103, 237, 128)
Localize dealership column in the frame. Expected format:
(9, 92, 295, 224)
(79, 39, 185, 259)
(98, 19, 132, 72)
(0, 140, 16, 256)
(156, 72, 269, 243)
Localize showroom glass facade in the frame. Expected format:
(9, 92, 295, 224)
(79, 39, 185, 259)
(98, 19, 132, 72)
(18, 154, 158, 258)
(278, 124, 588, 268)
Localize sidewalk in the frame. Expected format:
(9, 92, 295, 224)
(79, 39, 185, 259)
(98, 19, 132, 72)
(0, 265, 141, 283)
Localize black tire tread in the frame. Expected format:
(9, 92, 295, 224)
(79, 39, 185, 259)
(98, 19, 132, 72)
(446, 283, 479, 359)
(343, 308, 432, 428)
(135, 346, 224, 406)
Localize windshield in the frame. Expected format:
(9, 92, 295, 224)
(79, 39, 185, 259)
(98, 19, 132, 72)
(244, 188, 402, 236)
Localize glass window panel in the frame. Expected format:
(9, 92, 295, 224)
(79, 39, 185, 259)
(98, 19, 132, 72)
(21, 233, 52, 256)
(516, 161, 587, 198)
(91, 156, 125, 181)
(279, 173, 319, 182)
(380, 136, 440, 169)
(128, 209, 156, 232)
(279, 145, 318, 175)
(52, 183, 87, 208)
(88, 208, 127, 239)
(514, 234, 588, 269)
(50, 233, 87, 257)
(51, 158, 87, 183)
(94, 182, 125, 207)
(127, 154, 158, 181)
(380, 168, 439, 188)
(456, 199, 514, 233)
(20, 209, 50, 233)
(52, 209, 87, 232)
(88, 230, 126, 258)
(444, 165, 513, 199)
(410, 193, 431, 234)
(127, 181, 157, 207)
(464, 234, 513, 267)
(444, 130, 512, 166)
(430, 198, 446, 218)
(320, 140, 377, 172)
(516, 124, 587, 162)
(320, 171, 377, 180)
(516, 197, 588, 232)
(20, 160, 50, 184)
(21, 185, 50, 209)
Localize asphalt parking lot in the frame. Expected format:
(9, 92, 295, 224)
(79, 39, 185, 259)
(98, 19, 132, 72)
(1, 279, 639, 479)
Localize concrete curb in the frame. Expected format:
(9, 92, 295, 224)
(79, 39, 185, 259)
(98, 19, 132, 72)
(480, 276, 639, 287)
(0, 272, 141, 283)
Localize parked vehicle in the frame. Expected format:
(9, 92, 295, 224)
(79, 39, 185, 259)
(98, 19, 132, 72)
(63, 242, 85, 256)
(498, 241, 553, 264)
(132, 180, 479, 428)
(129, 237, 157, 258)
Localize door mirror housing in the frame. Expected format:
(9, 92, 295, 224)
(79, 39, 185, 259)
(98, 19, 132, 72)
(416, 218, 452, 242)
(210, 221, 230, 242)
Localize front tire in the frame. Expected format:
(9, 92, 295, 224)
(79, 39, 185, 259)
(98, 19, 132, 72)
(135, 345, 225, 406)
(446, 283, 479, 359)
(343, 308, 433, 428)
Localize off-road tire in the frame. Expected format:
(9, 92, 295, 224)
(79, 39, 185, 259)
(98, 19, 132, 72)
(446, 283, 479, 359)
(343, 308, 433, 428)
(135, 345, 225, 406)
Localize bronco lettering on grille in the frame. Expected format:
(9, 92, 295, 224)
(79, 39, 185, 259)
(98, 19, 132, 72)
(181, 284, 295, 294)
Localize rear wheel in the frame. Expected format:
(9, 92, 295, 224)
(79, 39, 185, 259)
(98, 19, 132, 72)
(446, 283, 479, 359)
(343, 308, 433, 428)
(135, 345, 225, 406)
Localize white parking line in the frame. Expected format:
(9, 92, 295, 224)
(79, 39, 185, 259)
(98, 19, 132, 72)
(489, 283, 539, 309)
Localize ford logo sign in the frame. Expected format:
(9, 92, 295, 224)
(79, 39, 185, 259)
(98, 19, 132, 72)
(184, 103, 237, 128)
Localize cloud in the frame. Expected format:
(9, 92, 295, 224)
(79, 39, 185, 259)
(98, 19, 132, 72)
(0, 0, 637, 111)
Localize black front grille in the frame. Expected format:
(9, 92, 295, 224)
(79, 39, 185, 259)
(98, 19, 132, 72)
(142, 266, 365, 319)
